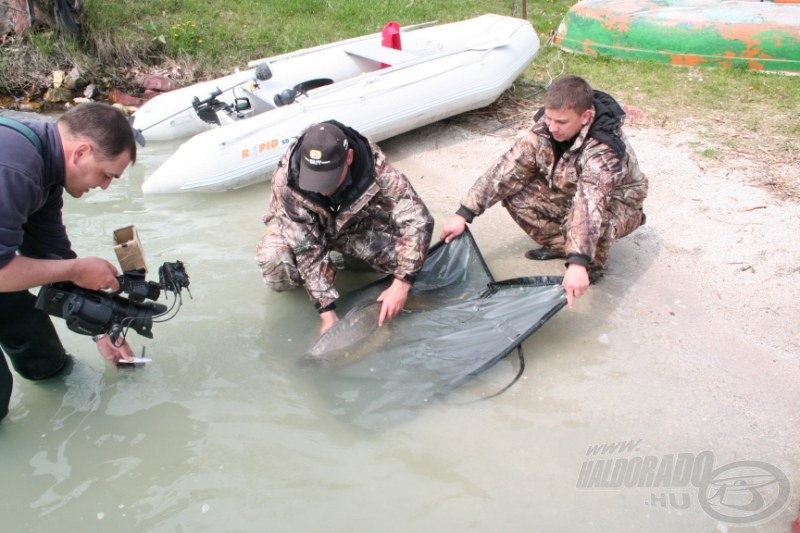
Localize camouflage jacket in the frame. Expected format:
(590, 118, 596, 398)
(263, 121, 433, 311)
(457, 91, 648, 264)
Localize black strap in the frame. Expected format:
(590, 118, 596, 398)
(0, 116, 43, 155)
(443, 344, 527, 405)
(479, 344, 526, 400)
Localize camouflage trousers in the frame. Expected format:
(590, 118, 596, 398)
(255, 219, 392, 298)
(255, 223, 332, 294)
(255, 236, 308, 293)
(501, 182, 645, 271)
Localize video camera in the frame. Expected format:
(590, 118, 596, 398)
(35, 261, 190, 344)
(35, 226, 191, 345)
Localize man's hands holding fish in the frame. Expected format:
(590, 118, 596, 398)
(376, 278, 411, 327)
(318, 278, 410, 336)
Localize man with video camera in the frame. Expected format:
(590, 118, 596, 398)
(0, 102, 138, 421)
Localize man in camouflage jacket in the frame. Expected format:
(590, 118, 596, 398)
(256, 120, 433, 334)
(440, 75, 647, 308)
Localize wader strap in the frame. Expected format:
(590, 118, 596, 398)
(0, 116, 43, 155)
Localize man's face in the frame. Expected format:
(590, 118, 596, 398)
(65, 143, 131, 198)
(318, 148, 354, 196)
(318, 164, 349, 196)
(543, 107, 593, 142)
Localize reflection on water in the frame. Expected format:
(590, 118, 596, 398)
(0, 111, 722, 531)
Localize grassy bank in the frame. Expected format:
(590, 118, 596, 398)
(1, 0, 798, 185)
(85, 0, 558, 66)
(2, 0, 554, 94)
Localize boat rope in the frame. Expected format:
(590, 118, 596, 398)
(543, 49, 567, 89)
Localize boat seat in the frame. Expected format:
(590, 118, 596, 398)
(344, 42, 418, 66)
(294, 78, 334, 94)
(273, 78, 334, 107)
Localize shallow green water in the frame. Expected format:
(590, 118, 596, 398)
(3, 112, 789, 532)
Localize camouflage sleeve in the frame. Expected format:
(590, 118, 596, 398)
(372, 145, 433, 282)
(459, 130, 542, 218)
(265, 154, 339, 310)
(563, 144, 620, 261)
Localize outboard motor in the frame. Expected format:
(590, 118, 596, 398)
(193, 88, 224, 125)
(192, 88, 227, 126)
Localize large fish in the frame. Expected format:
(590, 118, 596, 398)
(304, 300, 383, 365)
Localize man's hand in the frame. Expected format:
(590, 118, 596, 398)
(562, 263, 590, 309)
(439, 215, 467, 244)
(95, 334, 134, 363)
(319, 310, 339, 336)
(377, 278, 411, 326)
(71, 257, 122, 291)
(0, 256, 121, 292)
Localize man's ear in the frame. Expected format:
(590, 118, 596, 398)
(580, 109, 594, 127)
(71, 141, 92, 164)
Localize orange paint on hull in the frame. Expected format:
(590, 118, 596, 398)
(557, 0, 800, 71)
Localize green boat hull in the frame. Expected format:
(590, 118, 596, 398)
(555, 0, 800, 71)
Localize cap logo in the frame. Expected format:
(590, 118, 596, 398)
(309, 149, 322, 160)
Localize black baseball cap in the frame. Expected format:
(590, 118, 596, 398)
(298, 123, 349, 193)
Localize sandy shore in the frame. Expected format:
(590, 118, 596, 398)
(385, 119, 799, 356)
(378, 118, 800, 527)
